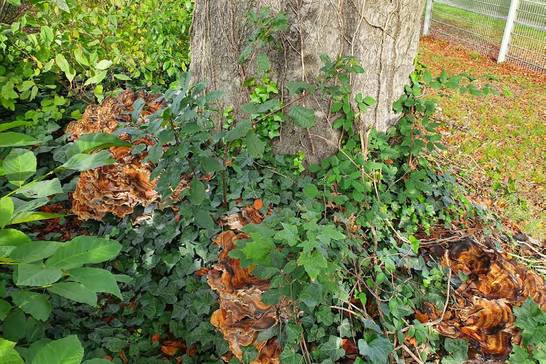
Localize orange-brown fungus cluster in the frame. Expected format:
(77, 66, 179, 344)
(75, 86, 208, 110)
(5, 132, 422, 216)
(208, 204, 289, 364)
(68, 90, 163, 220)
(417, 238, 546, 359)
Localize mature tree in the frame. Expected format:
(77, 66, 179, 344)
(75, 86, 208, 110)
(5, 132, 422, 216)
(191, 0, 425, 162)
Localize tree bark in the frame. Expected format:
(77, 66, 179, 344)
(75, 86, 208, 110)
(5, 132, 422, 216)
(190, 0, 425, 162)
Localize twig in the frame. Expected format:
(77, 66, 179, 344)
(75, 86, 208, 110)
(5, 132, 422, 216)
(401, 344, 424, 364)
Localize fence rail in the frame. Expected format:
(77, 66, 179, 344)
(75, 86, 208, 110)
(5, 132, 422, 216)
(423, 0, 546, 72)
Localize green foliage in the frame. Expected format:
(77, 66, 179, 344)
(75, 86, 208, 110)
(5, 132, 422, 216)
(0, 4, 509, 363)
(509, 299, 546, 363)
(0, 133, 124, 361)
(1, 0, 193, 139)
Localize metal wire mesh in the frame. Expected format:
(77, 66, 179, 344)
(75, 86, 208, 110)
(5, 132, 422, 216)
(508, 0, 546, 70)
(427, 0, 546, 72)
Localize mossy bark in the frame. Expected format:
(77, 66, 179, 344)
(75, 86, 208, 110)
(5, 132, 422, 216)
(190, 0, 425, 162)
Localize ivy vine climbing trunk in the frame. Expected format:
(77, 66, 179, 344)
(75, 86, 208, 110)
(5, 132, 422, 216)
(190, 0, 425, 162)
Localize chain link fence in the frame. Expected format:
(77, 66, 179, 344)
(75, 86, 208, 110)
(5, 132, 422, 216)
(423, 0, 546, 72)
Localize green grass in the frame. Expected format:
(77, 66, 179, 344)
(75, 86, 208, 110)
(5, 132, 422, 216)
(433, 3, 546, 57)
(419, 37, 546, 239)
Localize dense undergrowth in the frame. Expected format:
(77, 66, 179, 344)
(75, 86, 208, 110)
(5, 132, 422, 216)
(0, 1, 544, 364)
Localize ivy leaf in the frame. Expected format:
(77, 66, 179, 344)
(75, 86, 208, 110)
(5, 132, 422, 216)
(225, 119, 252, 142)
(274, 223, 299, 246)
(31, 335, 84, 364)
(288, 105, 316, 128)
(441, 338, 468, 364)
(508, 345, 534, 364)
(318, 336, 345, 361)
(357, 335, 393, 364)
(194, 208, 214, 230)
(199, 156, 223, 173)
(11, 291, 51, 321)
(190, 177, 206, 206)
(279, 349, 304, 364)
(297, 251, 327, 281)
(241, 224, 276, 262)
(513, 299, 546, 346)
(286, 81, 315, 96)
(302, 183, 319, 199)
(245, 131, 266, 159)
(256, 53, 271, 74)
(83, 360, 114, 364)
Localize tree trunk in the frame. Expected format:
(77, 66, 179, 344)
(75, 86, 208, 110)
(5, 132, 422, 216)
(190, 0, 425, 162)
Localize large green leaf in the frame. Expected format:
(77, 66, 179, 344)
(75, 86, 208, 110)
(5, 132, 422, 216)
(11, 291, 52, 321)
(0, 229, 31, 257)
(48, 282, 97, 306)
(12, 197, 48, 217)
(3, 149, 37, 187)
(2, 309, 26, 341)
(0, 121, 31, 133)
(69, 133, 129, 156)
(288, 105, 316, 128)
(0, 132, 39, 147)
(68, 267, 122, 299)
(55, 54, 75, 82)
(46, 236, 121, 270)
(9, 241, 62, 263)
(0, 197, 14, 228)
(9, 212, 64, 225)
(15, 263, 63, 286)
(0, 338, 24, 364)
(0, 299, 12, 320)
(17, 179, 63, 199)
(95, 60, 113, 70)
(31, 335, 84, 364)
(61, 151, 115, 171)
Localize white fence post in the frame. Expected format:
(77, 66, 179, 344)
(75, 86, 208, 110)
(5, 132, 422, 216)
(498, 0, 520, 63)
(423, 0, 433, 36)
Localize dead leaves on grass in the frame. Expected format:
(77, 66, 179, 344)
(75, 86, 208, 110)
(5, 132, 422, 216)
(417, 238, 546, 359)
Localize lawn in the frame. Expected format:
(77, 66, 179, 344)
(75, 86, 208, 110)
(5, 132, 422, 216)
(431, 3, 546, 69)
(419, 36, 546, 240)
